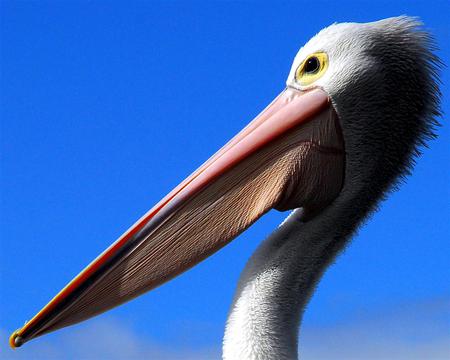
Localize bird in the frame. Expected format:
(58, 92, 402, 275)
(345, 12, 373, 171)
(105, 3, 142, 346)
(10, 16, 441, 359)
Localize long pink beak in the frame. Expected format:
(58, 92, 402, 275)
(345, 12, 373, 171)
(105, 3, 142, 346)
(11, 87, 344, 348)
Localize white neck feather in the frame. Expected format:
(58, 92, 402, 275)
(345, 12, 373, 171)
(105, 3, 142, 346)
(223, 207, 343, 360)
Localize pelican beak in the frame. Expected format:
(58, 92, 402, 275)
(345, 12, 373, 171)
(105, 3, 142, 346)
(10, 87, 345, 348)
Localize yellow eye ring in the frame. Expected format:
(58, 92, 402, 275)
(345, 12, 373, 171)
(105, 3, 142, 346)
(295, 52, 329, 86)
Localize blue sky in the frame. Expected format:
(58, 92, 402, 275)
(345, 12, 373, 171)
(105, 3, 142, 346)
(1, 1, 449, 359)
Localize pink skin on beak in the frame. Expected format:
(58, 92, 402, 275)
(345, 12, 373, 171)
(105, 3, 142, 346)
(10, 88, 333, 348)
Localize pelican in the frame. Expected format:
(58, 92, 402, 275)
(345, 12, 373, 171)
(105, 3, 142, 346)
(10, 16, 441, 359)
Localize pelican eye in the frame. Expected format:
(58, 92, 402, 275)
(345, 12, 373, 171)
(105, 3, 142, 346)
(304, 56, 320, 74)
(295, 52, 328, 86)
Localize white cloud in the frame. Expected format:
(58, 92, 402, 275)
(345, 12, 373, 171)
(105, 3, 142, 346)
(1, 297, 448, 360)
(300, 297, 450, 360)
(0, 319, 219, 360)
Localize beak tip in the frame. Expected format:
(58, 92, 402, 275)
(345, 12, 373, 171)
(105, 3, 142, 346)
(9, 330, 24, 349)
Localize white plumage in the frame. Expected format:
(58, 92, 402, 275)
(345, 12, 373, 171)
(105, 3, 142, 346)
(224, 17, 440, 359)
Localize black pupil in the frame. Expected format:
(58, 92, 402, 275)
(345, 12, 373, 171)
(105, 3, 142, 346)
(304, 56, 320, 74)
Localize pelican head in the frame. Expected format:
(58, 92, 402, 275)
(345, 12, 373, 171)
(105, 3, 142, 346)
(11, 16, 440, 358)
(288, 17, 440, 214)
